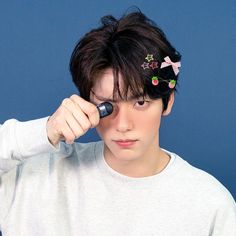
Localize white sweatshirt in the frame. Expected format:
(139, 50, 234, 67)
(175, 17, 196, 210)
(0, 136, 236, 235)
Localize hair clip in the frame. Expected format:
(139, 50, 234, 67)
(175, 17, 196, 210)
(141, 54, 159, 70)
(168, 80, 176, 89)
(142, 54, 179, 89)
(160, 56, 181, 75)
(151, 76, 176, 88)
(145, 54, 154, 62)
(149, 61, 158, 69)
(141, 62, 150, 70)
(151, 76, 159, 86)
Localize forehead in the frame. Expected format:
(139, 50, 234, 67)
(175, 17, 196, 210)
(92, 68, 145, 101)
(92, 68, 116, 97)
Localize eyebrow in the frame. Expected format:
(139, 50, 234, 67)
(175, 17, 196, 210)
(92, 91, 146, 102)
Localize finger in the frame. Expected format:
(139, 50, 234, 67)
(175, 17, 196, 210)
(64, 109, 85, 139)
(61, 121, 76, 144)
(49, 112, 76, 145)
(70, 95, 100, 128)
(62, 97, 92, 131)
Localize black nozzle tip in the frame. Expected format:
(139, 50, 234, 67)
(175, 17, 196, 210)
(97, 102, 113, 118)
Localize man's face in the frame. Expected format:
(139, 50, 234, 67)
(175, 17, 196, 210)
(91, 68, 173, 164)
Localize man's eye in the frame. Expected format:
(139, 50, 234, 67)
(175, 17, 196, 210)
(137, 101, 145, 106)
(134, 100, 150, 108)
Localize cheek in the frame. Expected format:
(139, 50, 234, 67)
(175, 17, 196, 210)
(136, 110, 162, 131)
(96, 119, 111, 138)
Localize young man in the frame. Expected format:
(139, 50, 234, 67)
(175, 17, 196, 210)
(0, 11, 235, 236)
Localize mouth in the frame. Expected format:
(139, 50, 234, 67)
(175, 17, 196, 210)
(113, 139, 138, 148)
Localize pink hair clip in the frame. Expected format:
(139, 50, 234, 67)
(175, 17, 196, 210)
(151, 76, 159, 86)
(160, 56, 181, 75)
(168, 80, 176, 89)
(152, 76, 176, 89)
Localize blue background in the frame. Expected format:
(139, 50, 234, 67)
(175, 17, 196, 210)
(0, 1, 235, 223)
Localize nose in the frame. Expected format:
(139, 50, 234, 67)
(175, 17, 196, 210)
(114, 103, 133, 133)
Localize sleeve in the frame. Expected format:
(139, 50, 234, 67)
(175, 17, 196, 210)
(211, 194, 236, 235)
(0, 117, 59, 175)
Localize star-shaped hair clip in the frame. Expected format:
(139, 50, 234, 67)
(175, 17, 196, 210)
(141, 62, 150, 70)
(141, 54, 159, 70)
(149, 61, 158, 70)
(145, 54, 154, 62)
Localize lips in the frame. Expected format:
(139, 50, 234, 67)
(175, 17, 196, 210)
(113, 139, 138, 148)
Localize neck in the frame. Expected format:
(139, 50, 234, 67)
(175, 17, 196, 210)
(104, 145, 170, 178)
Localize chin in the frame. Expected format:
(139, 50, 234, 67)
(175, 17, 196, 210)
(106, 145, 142, 161)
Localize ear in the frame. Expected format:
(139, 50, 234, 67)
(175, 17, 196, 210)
(162, 92, 175, 116)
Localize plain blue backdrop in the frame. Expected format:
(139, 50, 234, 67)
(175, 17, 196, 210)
(0, 0, 235, 223)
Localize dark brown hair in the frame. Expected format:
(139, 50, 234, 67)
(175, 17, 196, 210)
(70, 10, 181, 110)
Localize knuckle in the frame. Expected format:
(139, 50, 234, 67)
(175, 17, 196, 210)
(53, 109, 67, 125)
(89, 104, 98, 115)
(66, 133, 76, 143)
(57, 106, 65, 115)
(61, 98, 71, 107)
(76, 130, 84, 138)
(83, 121, 91, 131)
(70, 94, 78, 100)
(91, 119, 99, 128)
